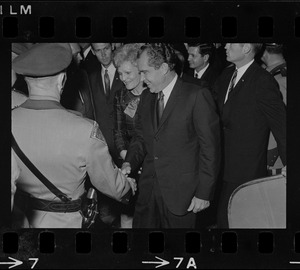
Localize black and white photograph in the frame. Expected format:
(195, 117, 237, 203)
(11, 42, 287, 230)
(1, 1, 299, 269)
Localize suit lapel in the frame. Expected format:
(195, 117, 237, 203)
(98, 70, 105, 95)
(88, 67, 104, 100)
(227, 61, 257, 100)
(201, 65, 211, 81)
(219, 66, 235, 113)
(150, 92, 158, 132)
(98, 64, 121, 98)
(221, 62, 258, 120)
(94, 65, 105, 96)
(155, 78, 181, 134)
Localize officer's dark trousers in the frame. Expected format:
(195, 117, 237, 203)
(133, 177, 196, 229)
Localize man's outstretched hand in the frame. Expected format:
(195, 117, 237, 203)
(121, 162, 131, 176)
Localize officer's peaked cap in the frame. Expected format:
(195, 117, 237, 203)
(265, 43, 283, 48)
(12, 43, 34, 56)
(12, 43, 72, 77)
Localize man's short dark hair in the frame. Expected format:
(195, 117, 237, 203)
(187, 43, 215, 60)
(138, 43, 178, 71)
(91, 43, 112, 50)
(265, 43, 283, 55)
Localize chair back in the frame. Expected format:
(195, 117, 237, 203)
(228, 175, 286, 228)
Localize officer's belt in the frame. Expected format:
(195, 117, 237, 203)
(29, 196, 82, 212)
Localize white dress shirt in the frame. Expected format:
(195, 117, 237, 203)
(194, 63, 209, 79)
(161, 74, 178, 107)
(101, 63, 116, 90)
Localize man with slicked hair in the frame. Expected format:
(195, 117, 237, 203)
(122, 43, 221, 228)
(88, 43, 124, 166)
(86, 43, 125, 228)
(183, 43, 222, 90)
(213, 43, 286, 228)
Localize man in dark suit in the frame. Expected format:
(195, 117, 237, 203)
(79, 43, 99, 74)
(86, 43, 125, 228)
(183, 43, 222, 90)
(60, 43, 94, 119)
(88, 43, 123, 166)
(122, 43, 221, 228)
(213, 43, 286, 228)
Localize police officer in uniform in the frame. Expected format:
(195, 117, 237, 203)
(11, 43, 33, 213)
(262, 43, 286, 104)
(261, 43, 287, 173)
(12, 43, 135, 228)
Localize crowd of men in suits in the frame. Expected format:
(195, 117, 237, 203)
(11, 42, 286, 229)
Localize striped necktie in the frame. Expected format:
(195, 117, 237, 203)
(227, 69, 238, 101)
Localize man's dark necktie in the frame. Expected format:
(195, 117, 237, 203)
(226, 69, 238, 101)
(104, 69, 110, 98)
(195, 73, 198, 79)
(156, 91, 164, 126)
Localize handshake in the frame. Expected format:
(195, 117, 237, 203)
(122, 162, 137, 196)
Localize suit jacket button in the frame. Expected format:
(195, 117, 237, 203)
(154, 156, 158, 160)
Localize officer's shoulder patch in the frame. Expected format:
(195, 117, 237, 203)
(90, 121, 107, 144)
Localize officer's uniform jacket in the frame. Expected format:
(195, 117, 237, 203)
(12, 99, 130, 228)
(266, 61, 286, 105)
(11, 89, 28, 211)
(266, 61, 287, 170)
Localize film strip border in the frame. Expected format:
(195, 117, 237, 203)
(1, 15, 300, 40)
(2, 230, 300, 254)
(0, 230, 299, 268)
(0, 2, 299, 40)
(1, 1, 300, 269)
